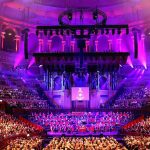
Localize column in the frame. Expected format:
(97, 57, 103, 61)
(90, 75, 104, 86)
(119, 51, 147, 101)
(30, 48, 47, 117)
(108, 39, 112, 52)
(38, 38, 44, 52)
(85, 40, 90, 52)
(95, 40, 98, 52)
(71, 40, 75, 52)
(47, 40, 52, 52)
(61, 73, 64, 90)
(117, 38, 122, 52)
(1, 32, 5, 50)
(97, 71, 100, 90)
(15, 35, 20, 52)
(62, 40, 66, 52)
(141, 34, 147, 69)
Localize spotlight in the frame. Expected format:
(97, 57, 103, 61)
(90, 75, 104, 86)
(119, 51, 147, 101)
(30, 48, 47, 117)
(93, 10, 98, 20)
(39, 65, 43, 68)
(68, 12, 72, 21)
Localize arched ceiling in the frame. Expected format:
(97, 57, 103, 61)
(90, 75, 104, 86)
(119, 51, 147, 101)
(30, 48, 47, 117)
(0, 0, 150, 30)
(34, 0, 127, 8)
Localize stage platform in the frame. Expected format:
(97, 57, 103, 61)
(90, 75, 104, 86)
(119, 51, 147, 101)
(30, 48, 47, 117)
(47, 131, 118, 137)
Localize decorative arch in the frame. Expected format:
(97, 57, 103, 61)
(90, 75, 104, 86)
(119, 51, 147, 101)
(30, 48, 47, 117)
(51, 35, 63, 52)
(3, 28, 16, 52)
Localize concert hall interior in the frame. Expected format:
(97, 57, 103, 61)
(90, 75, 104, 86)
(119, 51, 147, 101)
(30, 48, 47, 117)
(0, 0, 150, 149)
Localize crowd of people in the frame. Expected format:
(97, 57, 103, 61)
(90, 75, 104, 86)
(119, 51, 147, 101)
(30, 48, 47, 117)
(4, 99, 50, 109)
(113, 87, 150, 108)
(43, 137, 127, 150)
(0, 87, 43, 100)
(4, 137, 43, 150)
(124, 136, 150, 150)
(0, 111, 38, 140)
(29, 112, 133, 133)
(125, 117, 150, 135)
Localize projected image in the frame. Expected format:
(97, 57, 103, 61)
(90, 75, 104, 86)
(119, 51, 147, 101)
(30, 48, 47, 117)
(72, 87, 89, 101)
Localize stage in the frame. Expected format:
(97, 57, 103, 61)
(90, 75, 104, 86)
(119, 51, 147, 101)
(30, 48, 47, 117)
(47, 131, 118, 137)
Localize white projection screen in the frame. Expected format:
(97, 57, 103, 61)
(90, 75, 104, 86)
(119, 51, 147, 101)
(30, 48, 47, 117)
(71, 87, 89, 101)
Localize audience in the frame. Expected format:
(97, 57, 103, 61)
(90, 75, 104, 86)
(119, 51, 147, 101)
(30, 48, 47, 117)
(44, 137, 127, 150)
(29, 112, 133, 133)
(112, 87, 150, 108)
(4, 137, 43, 150)
(124, 136, 150, 150)
(125, 117, 150, 135)
(0, 111, 37, 140)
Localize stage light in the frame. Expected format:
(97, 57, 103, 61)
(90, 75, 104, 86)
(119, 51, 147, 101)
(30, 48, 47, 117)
(68, 12, 72, 21)
(93, 10, 98, 20)
(39, 65, 43, 68)
(8, 33, 12, 36)
(0, 100, 2, 102)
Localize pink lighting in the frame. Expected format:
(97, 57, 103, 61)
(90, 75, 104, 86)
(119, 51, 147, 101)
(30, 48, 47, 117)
(139, 34, 147, 69)
(127, 56, 133, 68)
(28, 57, 35, 68)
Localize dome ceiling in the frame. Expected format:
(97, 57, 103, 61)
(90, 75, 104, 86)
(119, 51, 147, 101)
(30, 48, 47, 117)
(34, 0, 127, 8)
(0, 0, 150, 30)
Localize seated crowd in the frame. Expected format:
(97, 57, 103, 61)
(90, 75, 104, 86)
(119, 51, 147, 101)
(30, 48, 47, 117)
(43, 137, 127, 150)
(0, 87, 42, 100)
(4, 99, 50, 109)
(0, 111, 38, 140)
(113, 87, 150, 108)
(30, 112, 133, 133)
(4, 137, 43, 150)
(125, 117, 150, 135)
(124, 136, 150, 150)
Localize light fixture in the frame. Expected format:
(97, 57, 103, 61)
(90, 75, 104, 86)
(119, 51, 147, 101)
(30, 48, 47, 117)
(68, 12, 72, 21)
(93, 10, 98, 20)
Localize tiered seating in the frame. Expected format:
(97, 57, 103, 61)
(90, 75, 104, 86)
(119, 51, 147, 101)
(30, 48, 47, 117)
(112, 87, 150, 108)
(125, 117, 150, 135)
(0, 74, 53, 109)
(0, 111, 38, 140)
